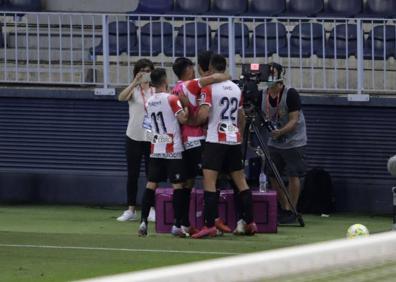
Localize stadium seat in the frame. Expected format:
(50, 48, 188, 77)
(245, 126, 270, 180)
(361, 0, 396, 18)
(279, 23, 325, 58)
(6, 0, 41, 11)
(212, 22, 249, 56)
(0, 25, 3, 49)
(283, 0, 324, 17)
(244, 0, 285, 17)
(210, 0, 248, 15)
(317, 24, 358, 58)
(318, 0, 362, 18)
(92, 21, 137, 56)
(245, 22, 287, 57)
(130, 21, 173, 56)
(134, 0, 173, 14)
(174, 0, 210, 14)
(364, 25, 396, 60)
(164, 22, 211, 57)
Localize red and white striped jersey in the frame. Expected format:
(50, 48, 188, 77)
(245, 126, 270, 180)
(173, 79, 205, 149)
(201, 80, 242, 145)
(146, 92, 184, 158)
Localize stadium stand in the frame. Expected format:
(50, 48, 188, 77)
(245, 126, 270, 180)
(245, 22, 287, 57)
(244, 0, 286, 17)
(361, 0, 396, 18)
(5, 0, 41, 11)
(364, 25, 396, 59)
(134, 0, 173, 14)
(93, 21, 137, 56)
(212, 22, 249, 56)
(318, 24, 358, 58)
(210, 0, 247, 15)
(164, 22, 211, 57)
(0, 25, 3, 48)
(279, 23, 325, 58)
(283, 0, 324, 17)
(173, 0, 210, 15)
(133, 21, 173, 56)
(319, 0, 363, 18)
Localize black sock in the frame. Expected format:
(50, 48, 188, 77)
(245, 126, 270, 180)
(204, 191, 218, 227)
(141, 188, 155, 224)
(181, 188, 191, 227)
(215, 189, 220, 219)
(231, 181, 242, 221)
(173, 189, 184, 228)
(239, 189, 254, 224)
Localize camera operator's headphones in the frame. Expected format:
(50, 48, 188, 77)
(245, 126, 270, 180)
(267, 62, 285, 84)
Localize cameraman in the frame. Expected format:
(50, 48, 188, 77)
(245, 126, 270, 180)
(260, 63, 307, 224)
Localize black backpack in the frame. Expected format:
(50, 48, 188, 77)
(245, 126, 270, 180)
(298, 168, 335, 214)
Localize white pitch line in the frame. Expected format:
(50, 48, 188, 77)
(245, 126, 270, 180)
(0, 243, 239, 256)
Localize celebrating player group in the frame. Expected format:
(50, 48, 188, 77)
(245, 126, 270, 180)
(137, 51, 257, 239)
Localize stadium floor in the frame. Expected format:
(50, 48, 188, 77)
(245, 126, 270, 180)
(0, 205, 391, 282)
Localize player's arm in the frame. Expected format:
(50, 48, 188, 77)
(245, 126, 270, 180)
(188, 85, 211, 126)
(199, 73, 231, 87)
(168, 95, 189, 125)
(238, 108, 246, 139)
(118, 72, 143, 101)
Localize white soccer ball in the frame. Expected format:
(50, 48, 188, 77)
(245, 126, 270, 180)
(387, 155, 396, 176)
(346, 224, 370, 239)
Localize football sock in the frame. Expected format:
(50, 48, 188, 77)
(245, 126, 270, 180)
(240, 189, 254, 224)
(141, 188, 155, 224)
(181, 188, 192, 227)
(204, 191, 218, 227)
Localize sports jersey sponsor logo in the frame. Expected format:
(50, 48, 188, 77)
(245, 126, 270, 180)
(145, 131, 173, 144)
(218, 122, 239, 134)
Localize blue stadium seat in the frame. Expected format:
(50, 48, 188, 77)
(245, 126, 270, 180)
(92, 21, 137, 56)
(318, 24, 358, 58)
(134, 0, 173, 14)
(165, 22, 211, 57)
(319, 0, 362, 18)
(245, 23, 287, 57)
(364, 25, 396, 60)
(6, 0, 41, 11)
(130, 22, 173, 56)
(210, 0, 247, 15)
(0, 26, 3, 49)
(279, 23, 325, 58)
(212, 23, 249, 56)
(174, 0, 210, 14)
(283, 0, 324, 17)
(244, 0, 285, 16)
(361, 0, 396, 18)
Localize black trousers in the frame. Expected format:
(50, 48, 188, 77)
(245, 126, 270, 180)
(125, 136, 150, 206)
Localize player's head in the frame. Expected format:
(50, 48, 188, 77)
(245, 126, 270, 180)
(150, 68, 168, 90)
(198, 50, 213, 76)
(209, 54, 227, 73)
(133, 58, 154, 77)
(172, 57, 195, 81)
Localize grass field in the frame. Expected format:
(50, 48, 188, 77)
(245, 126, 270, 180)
(0, 205, 392, 282)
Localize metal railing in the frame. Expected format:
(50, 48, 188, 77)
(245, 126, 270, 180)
(0, 11, 395, 95)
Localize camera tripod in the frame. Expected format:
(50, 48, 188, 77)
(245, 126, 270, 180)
(242, 113, 305, 227)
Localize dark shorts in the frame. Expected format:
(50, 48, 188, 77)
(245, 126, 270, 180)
(202, 142, 244, 173)
(265, 146, 306, 177)
(182, 145, 203, 179)
(148, 158, 186, 184)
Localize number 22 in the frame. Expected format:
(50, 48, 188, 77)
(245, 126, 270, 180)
(220, 97, 238, 121)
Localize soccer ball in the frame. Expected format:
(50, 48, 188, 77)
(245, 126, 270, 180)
(387, 155, 396, 176)
(346, 224, 370, 239)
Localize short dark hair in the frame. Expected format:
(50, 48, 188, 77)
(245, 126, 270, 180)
(133, 58, 154, 77)
(172, 57, 194, 79)
(198, 50, 213, 72)
(150, 68, 167, 87)
(209, 54, 227, 72)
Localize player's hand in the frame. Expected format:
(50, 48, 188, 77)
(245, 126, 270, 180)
(271, 129, 283, 140)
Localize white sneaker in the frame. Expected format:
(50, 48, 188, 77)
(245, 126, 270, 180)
(233, 219, 246, 235)
(116, 210, 137, 222)
(138, 221, 148, 237)
(148, 207, 156, 222)
(171, 225, 189, 238)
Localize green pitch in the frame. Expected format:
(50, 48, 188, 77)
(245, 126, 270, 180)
(0, 206, 391, 282)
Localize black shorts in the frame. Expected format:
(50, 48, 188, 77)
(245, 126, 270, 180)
(148, 158, 186, 184)
(265, 146, 306, 178)
(202, 142, 244, 172)
(182, 146, 203, 179)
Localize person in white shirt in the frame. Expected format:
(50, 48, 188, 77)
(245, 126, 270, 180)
(138, 68, 189, 237)
(117, 59, 156, 222)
